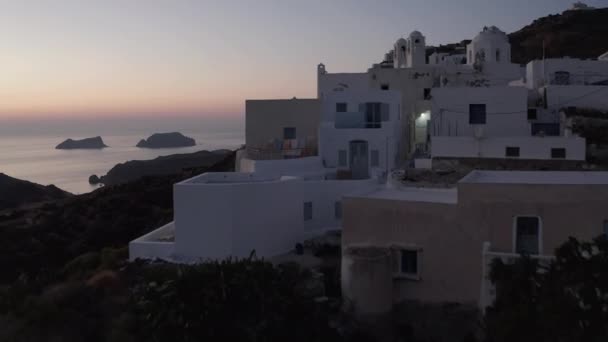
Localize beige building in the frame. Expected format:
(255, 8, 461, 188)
(245, 98, 320, 160)
(341, 171, 608, 314)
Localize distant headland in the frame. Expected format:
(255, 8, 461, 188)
(136, 132, 196, 148)
(56, 136, 108, 150)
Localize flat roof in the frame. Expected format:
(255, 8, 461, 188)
(460, 170, 608, 185)
(352, 187, 458, 204)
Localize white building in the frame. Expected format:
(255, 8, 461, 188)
(429, 86, 586, 160)
(130, 23, 600, 263)
(319, 89, 402, 180)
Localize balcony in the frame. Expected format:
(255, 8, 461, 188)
(334, 111, 382, 129)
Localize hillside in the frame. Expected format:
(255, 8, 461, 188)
(0, 173, 72, 210)
(509, 8, 608, 64)
(426, 8, 608, 65)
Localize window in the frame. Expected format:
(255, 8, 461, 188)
(303, 202, 312, 221)
(371, 150, 380, 167)
(283, 127, 296, 139)
(469, 104, 487, 124)
(392, 249, 420, 279)
(603, 220, 608, 239)
(338, 150, 347, 167)
(551, 148, 566, 159)
(423, 88, 431, 100)
(496, 48, 501, 62)
(381, 84, 390, 91)
(364, 102, 382, 128)
(334, 201, 342, 220)
(515, 216, 540, 255)
(505, 146, 520, 157)
(527, 108, 537, 120)
(336, 102, 347, 113)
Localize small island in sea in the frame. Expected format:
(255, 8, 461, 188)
(136, 132, 196, 148)
(56, 136, 108, 149)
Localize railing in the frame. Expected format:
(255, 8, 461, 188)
(479, 241, 554, 311)
(335, 112, 382, 129)
(246, 146, 318, 160)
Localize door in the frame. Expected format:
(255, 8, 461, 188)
(349, 140, 369, 179)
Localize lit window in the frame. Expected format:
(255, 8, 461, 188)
(505, 146, 520, 158)
(334, 201, 342, 219)
(551, 148, 566, 159)
(336, 103, 347, 112)
(338, 150, 347, 167)
(515, 217, 540, 255)
(371, 150, 380, 167)
(469, 104, 486, 124)
(283, 127, 296, 140)
(303, 202, 312, 221)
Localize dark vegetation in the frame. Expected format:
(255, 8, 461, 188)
(0, 173, 72, 211)
(485, 236, 608, 342)
(0, 152, 370, 342)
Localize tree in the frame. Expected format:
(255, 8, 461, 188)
(484, 236, 608, 342)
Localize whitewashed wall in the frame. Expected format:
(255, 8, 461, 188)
(431, 136, 586, 160)
(545, 85, 608, 111)
(173, 173, 379, 260)
(129, 222, 175, 261)
(239, 156, 324, 176)
(318, 72, 370, 99)
(527, 59, 608, 89)
(430, 86, 529, 137)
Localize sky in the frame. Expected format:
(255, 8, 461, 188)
(0, 0, 605, 119)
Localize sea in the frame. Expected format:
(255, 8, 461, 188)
(0, 116, 244, 194)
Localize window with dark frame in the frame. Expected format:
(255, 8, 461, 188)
(515, 217, 540, 255)
(423, 88, 431, 99)
(336, 102, 347, 112)
(469, 104, 486, 124)
(505, 146, 520, 157)
(381, 84, 390, 90)
(365, 102, 382, 128)
(400, 250, 418, 274)
(283, 127, 296, 140)
(527, 108, 537, 120)
(551, 148, 566, 159)
(303, 202, 312, 221)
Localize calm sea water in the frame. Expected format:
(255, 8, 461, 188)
(0, 116, 244, 194)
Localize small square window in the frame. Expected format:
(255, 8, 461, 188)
(423, 88, 431, 100)
(334, 201, 342, 220)
(381, 84, 390, 90)
(527, 108, 537, 120)
(303, 202, 312, 221)
(283, 127, 296, 140)
(469, 104, 486, 124)
(400, 250, 418, 275)
(336, 103, 347, 112)
(371, 149, 380, 167)
(505, 146, 520, 158)
(515, 216, 540, 255)
(551, 148, 566, 159)
(338, 150, 347, 167)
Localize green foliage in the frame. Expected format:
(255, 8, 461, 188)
(485, 236, 608, 342)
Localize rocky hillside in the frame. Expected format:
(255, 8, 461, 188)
(426, 8, 608, 65)
(91, 149, 231, 185)
(509, 8, 608, 64)
(0, 173, 72, 210)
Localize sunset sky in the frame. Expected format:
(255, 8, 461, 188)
(0, 0, 603, 119)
